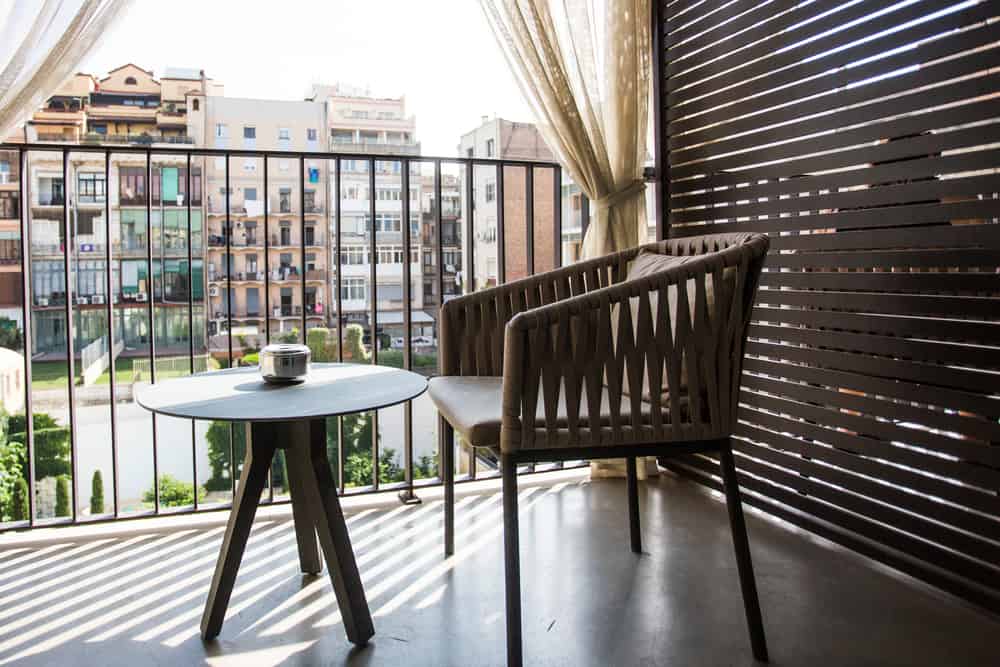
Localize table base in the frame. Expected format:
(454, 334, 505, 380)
(199, 418, 374, 645)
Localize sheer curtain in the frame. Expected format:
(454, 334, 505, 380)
(480, 0, 651, 258)
(481, 0, 655, 478)
(0, 0, 132, 140)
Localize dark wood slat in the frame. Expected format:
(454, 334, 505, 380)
(673, 144, 1000, 208)
(767, 224, 1000, 252)
(664, 458, 1000, 614)
(764, 248, 1000, 270)
(746, 340, 1000, 409)
(670, 75, 1000, 171)
(666, 0, 796, 60)
(670, 46, 1000, 145)
(736, 407, 1000, 516)
(673, 173, 1000, 223)
(733, 439, 1000, 565)
(757, 271, 1000, 294)
(669, 0, 999, 106)
(742, 356, 1000, 441)
(667, 0, 877, 80)
(751, 286, 1000, 321)
(670, 15, 999, 128)
(671, 200, 1000, 237)
(740, 374, 1000, 467)
(751, 306, 1000, 346)
(736, 421, 1000, 537)
(673, 453, 1000, 592)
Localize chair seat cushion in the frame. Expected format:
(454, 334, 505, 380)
(428, 375, 666, 447)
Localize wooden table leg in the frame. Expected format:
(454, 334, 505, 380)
(201, 438, 275, 640)
(267, 421, 323, 575)
(285, 418, 374, 646)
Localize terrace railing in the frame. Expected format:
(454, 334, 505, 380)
(0, 141, 583, 531)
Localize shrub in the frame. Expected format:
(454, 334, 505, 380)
(144, 474, 206, 507)
(55, 475, 70, 517)
(242, 352, 260, 366)
(90, 470, 105, 515)
(11, 477, 28, 521)
(342, 324, 367, 362)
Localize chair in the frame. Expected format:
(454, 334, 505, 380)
(428, 232, 770, 666)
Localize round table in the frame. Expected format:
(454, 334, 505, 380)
(135, 363, 427, 644)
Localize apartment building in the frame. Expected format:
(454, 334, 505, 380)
(310, 84, 429, 343)
(190, 95, 328, 355)
(458, 117, 558, 287)
(12, 65, 216, 358)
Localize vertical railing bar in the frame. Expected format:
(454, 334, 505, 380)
(581, 194, 590, 242)
(526, 165, 534, 276)
(434, 160, 448, 485)
(225, 154, 235, 497)
(18, 148, 36, 526)
(465, 159, 476, 480)
(104, 150, 120, 514)
(369, 158, 378, 490)
(400, 159, 416, 502)
(263, 156, 271, 346)
(62, 149, 80, 520)
(145, 149, 159, 513)
(553, 165, 562, 269)
(335, 158, 345, 493)
(299, 157, 307, 338)
(497, 162, 506, 285)
(186, 153, 198, 510)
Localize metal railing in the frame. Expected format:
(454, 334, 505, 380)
(0, 141, 578, 531)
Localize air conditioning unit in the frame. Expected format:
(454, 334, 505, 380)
(135, 292, 148, 302)
(91, 295, 105, 305)
(209, 285, 219, 297)
(37, 297, 49, 307)
(76, 296, 89, 305)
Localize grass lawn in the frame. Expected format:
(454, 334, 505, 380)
(31, 356, 216, 390)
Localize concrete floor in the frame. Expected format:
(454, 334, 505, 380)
(0, 472, 997, 666)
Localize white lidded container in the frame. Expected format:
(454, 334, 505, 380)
(259, 343, 311, 383)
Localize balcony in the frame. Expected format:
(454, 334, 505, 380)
(0, 473, 995, 666)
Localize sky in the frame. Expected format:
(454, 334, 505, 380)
(81, 0, 534, 155)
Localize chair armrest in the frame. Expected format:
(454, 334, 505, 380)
(438, 250, 633, 376)
(499, 236, 768, 453)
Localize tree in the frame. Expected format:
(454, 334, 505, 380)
(0, 317, 22, 350)
(7, 413, 71, 481)
(11, 477, 28, 521)
(306, 327, 337, 362)
(204, 421, 246, 491)
(342, 324, 368, 361)
(277, 327, 299, 344)
(90, 470, 105, 515)
(55, 475, 70, 517)
(415, 452, 438, 480)
(144, 474, 206, 507)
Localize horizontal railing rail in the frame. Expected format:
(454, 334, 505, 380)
(0, 141, 585, 531)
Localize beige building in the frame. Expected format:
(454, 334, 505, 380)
(190, 95, 328, 354)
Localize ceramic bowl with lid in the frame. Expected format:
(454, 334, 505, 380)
(259, 343, 311, 383)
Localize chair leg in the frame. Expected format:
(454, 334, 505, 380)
(626, 456, 642, 554)
(501, 454, 523, 667)
(719, 442, 768, 662)
(440, 415, 455, 557)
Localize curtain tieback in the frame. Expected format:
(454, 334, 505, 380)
(593, 179, 646, 211)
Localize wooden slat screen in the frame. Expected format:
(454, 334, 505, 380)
(659, 0, 1000, 612)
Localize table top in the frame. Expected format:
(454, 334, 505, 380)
(134, 363, 428, 422)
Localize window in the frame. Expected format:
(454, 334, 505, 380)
(372, 213, 401, 232)
(245, 254, 258, 273)
(119, 167, 145, 203)
(486, 138, 495, 157)
(340, 246, 366, 265)
(244, 187, 257, 201)
(243, 126, 256, 139)
(75, 210, 100, 236)
(304, 225, 315, 246)
(443, 250, 461, 267)
(278, 128, 290, 141)
(78, 173, 106, 204)
(306, 128, 317, 141)
(485, 182, 496, 202)
(0, 192, 17, 219)
(192, 99, 199, 111)
(341, 278, 366, 301)
(124, 76, 137, 85)
(215, 124, 228, 138)
(467, 147, 474, 158)
(304, 189, 316, 212)
(279, 188, 291, 213)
